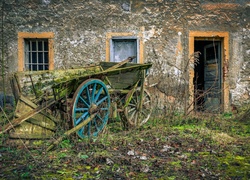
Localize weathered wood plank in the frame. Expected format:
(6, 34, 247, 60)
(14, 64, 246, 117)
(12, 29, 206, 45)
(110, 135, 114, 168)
(13, 65, 102, 101)
(8, 121, 54, 139)
(0, 99, 56, 134)
(18, 95, 59, 124)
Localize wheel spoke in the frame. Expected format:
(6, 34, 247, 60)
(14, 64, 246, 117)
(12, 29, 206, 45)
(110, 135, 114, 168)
(86, 86, 91, 104)
(75, 107, 88, 112)
(141, 109, 149, 116)
(91, 83, 97, 102)
(100, 107, 109, 111)
(96, 96, 108, 105)
(128, 107, 136, 113)
(128, 103, 136, 108)
(94, 87, 104, 103)
(129, 110, 136, 121)
(94, 118, 101, 131)
(76, 111, 89, 124)
(143, 100, 151, 105)
(96, 114, 104, 123)
(79, 96, 90, 107)
(79, 127, 84, 135)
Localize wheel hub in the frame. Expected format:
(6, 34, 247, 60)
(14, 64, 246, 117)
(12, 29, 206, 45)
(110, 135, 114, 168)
(89, 103, 98, 114)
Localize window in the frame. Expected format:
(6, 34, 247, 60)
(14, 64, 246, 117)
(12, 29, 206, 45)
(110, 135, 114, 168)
(110, 37, 138, 63)
(18, 32, 54, 71)
(106, 32, 144, 63)
(24, 39, 49, 71)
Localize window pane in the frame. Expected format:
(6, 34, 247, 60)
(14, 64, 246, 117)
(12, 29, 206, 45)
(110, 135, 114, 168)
(112, 39, 137, 62)
(44, 41, 48, 51)
(38, 52, 43, 63)
(24, 52, 29, 64)
(44, 65, 49, 70)
(44, 52, 48, 63)
(38, 41, 43, 51)
(32, 52, 37, 63)
(28, 52, 31, 63)
(38, 65, 44, 70)
(32, 65, 37, 71)
(25, 41, 30, 51)
(32, 41, 37, 51)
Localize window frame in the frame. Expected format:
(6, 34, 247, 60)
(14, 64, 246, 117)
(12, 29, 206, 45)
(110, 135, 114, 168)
(110, 36, 139, 63)
(106, 32, 144, 63)
(18, 32, 54, 71)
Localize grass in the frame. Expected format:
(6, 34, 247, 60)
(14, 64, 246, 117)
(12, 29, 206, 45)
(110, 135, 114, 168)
(0, 107, 250, 179)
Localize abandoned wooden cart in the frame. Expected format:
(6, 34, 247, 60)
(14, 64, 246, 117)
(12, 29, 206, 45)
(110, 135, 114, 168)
(0, 57, 152, 140)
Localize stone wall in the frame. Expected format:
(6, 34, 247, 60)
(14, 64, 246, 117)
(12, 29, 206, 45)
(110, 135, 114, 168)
(0, 0, 249, 111)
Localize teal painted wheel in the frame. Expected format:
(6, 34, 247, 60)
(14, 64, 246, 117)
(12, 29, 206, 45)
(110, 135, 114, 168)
(71, 79, 110, 138)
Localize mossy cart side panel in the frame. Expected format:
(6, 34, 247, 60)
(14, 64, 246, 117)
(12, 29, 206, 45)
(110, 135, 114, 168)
(13, 65, 102, 101)
(9, 96, 56, 139)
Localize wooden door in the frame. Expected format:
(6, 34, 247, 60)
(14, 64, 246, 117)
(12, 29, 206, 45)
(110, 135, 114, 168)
(204, 42, 222, 112)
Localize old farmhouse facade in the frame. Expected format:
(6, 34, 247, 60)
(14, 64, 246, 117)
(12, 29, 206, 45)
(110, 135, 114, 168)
(0, 0, 249, 114)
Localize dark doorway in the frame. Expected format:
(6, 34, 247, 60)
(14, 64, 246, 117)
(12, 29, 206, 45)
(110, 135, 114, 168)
(194, 40, 222, 112)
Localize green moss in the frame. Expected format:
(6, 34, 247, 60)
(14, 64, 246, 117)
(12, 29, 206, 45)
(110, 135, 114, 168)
(218, 151, 250, 178)
(135, 173, 148, 179)
(172, 124, 197, 131)
(170, 160, 182, 168)
(198, 151, 210, 156)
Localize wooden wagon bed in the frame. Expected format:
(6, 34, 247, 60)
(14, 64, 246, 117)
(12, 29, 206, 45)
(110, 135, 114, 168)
(1, 57, 152, 141)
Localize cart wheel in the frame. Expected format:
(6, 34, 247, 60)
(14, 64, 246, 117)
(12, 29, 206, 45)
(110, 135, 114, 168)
(71, 79, 110, 138)
(124, 89, 152, 127)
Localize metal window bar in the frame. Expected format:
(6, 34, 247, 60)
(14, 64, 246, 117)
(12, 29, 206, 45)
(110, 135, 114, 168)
(24, 39, 49, 71)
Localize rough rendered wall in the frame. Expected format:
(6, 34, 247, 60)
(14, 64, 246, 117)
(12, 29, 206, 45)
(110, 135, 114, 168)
(0, 0, 249, 111)
(230, 4, 250, 105)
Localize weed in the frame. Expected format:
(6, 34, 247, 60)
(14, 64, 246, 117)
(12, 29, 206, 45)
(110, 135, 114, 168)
(60, 139, 72, 149)
(0, 106, 250, 179)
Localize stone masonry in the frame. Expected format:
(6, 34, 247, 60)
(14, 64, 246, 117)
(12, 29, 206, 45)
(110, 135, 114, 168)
(0, 0, 249, 112)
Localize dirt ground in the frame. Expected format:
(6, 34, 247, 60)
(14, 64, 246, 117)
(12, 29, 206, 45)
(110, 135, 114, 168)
(0, 111, 250, 180)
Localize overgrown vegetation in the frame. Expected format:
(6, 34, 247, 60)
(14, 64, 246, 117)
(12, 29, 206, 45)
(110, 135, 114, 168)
(0, 106, 249, 179)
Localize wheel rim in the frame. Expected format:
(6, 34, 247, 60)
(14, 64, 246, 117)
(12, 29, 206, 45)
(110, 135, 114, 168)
(71, 79, 110, 138)
(124, 89, 152, 127)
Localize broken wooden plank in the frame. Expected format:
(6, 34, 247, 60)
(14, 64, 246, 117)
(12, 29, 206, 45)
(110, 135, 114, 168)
(18, 95, 59, 124)
(8, 125, 54, 139)
(0, 98, 56, 135)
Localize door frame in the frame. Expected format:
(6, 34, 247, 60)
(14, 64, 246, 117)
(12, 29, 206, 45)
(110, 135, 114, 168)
(189, 31, 230, 112)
